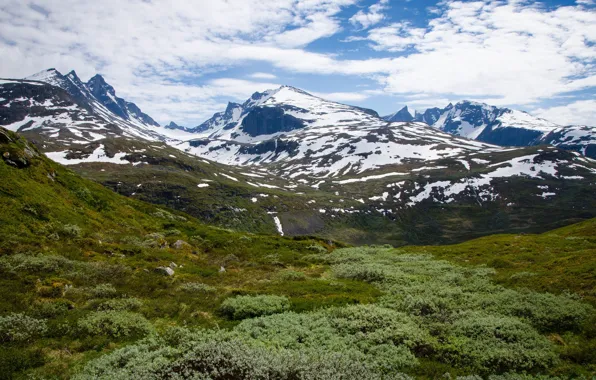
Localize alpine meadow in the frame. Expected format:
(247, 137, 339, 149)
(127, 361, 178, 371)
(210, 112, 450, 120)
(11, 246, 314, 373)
(0, 0, 595, 379)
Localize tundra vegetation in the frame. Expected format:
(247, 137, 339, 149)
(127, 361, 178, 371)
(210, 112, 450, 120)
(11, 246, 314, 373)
(0, 127, 595, 379)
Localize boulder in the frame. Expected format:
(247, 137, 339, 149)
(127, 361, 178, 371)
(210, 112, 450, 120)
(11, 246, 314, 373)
(172, 239, 191, 250)
(155, 266, 174, 276)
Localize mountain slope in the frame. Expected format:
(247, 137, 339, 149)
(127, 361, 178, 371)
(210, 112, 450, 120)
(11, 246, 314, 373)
(2, 77, 596, 245)
(86, 74, 159, 128)
(178, 86, 498, 176)
(384, 101, 596, 158)
(1, 127, 595, 379)
(383, 106, 414, 122)
(20, 69, 163, 141)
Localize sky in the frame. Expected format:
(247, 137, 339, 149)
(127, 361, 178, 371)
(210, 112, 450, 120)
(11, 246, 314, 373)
(0, 0, 595, 127)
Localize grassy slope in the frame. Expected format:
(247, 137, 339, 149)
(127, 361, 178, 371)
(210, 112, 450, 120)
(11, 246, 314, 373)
(25, 131, 596, 247)
(0, 128, 377, 378)
(1, 127, 595, 379)
(403, 219, 596, 305)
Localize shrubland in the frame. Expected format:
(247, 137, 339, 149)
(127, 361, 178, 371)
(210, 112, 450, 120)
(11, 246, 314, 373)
(0, 127, 594, 379)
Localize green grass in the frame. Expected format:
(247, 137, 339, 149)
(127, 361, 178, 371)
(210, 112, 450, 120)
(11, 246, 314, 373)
(402, 219, 596, 305)
(1, 127, 595, 379)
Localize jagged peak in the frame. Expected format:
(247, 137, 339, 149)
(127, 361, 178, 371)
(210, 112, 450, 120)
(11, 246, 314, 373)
(65, 70, 82, 83)
(25, 68, 64, 82)
(86, 74, 116, 96)
(87, 73, 108, 85)
(225, 102, 242, 112)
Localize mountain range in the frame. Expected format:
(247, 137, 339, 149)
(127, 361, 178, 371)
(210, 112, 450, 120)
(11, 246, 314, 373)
(384, 103, 595, 158)
(1, 68, 595, 245)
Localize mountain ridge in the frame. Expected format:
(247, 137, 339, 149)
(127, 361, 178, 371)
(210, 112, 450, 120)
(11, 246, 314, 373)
(383, 100, 596, 158)
(2, 71, 596, 245)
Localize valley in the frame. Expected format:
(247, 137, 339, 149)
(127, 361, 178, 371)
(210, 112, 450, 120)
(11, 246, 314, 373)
(0, 126, 595, 379)
(0, 67, 595, 379)
(2, 70, 596, 245)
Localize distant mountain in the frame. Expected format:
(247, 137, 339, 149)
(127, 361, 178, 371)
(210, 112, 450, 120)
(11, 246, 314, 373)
(2, 79, 596, 244)
(86, 74, 159, 128)
(177, 86, 596, 190)
(384, 101, 596, 158)
(0, 69, 165, 147)
(165, 121, 188, 131)
(26, 68, 160, 129)
(384, 106, 414, 122)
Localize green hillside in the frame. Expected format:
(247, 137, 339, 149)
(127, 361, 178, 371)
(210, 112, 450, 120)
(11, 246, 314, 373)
(0, 127, 594, 379)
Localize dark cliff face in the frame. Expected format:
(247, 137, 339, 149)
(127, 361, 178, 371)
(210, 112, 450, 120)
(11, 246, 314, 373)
(415, 107, 442, 125)
(238, 138, 300, 157)
(86, 75, 128, 119)
(386, 106, 414, 122)
(477, 126, 544, 147)
(240, 107, 306, 137)
(85, 75, 159, 127)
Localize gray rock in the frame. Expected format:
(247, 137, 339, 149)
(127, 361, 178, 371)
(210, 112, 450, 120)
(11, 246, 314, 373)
(172, 239, 191, 249)
(169, 262, 178, 269)
(155, 266, 175, 276)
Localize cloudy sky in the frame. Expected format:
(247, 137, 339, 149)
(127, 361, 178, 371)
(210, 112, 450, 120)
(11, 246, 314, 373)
(0, 0, 594, 127)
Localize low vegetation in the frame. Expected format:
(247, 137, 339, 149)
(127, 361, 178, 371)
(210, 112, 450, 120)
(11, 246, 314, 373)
(1, 127, 595, 379)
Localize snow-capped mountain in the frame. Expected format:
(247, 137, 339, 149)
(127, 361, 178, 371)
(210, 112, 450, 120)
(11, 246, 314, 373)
(384, 101, 596, 158)
(189, 86, 381, 141)
(177, 86, 590, 185)
(540, 125, 596, 158)
(191, 102, 244, 133)
(165, 121, 187, 131)
(1, 78, 595, 243)
(86, 74, 159, 128)
(384, 106, 414, 122)
(0, 69, 165, 145)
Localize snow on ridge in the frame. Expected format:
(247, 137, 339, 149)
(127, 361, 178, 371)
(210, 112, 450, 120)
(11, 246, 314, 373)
(45, 144, 132, 165)
(496, 110, 559, 132)
(334, 172, 408, 184)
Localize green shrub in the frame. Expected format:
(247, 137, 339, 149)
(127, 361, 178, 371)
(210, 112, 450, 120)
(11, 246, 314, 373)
(488, 290, 594, 332)
(151, 209, 186, 222)
(0, 347, 45, 377)
(31, 299, 72, 318)
(88, 283, 118, 298)
(328, 304, 433, 352)
(77, 311, 153, 339)
(333, 262, 388, 282)
(97, 298, 142, 311)
(21, 203, 50, 221)
(444, 311, 558, 373)
(235, 305, 424, 371)
(274, 270, 307, 281)
(307, 244, 327, 253)
(177, 282, 216, 293)
(0, 253, 129, 282)
(63, 224, 82, 238)
(0, 313, 47, 342)
(75, 329, 415, 380)
(219, 295, 290, 320)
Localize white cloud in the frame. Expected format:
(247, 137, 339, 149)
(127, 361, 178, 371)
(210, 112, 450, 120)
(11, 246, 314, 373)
(0, 0, 357, 125)
(533, 100, 596, 126)
(0, 0, 594, 126)
(349, 0, 390, 29)
(364, 1, 596, 105)
(249, 72, 278, 80)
